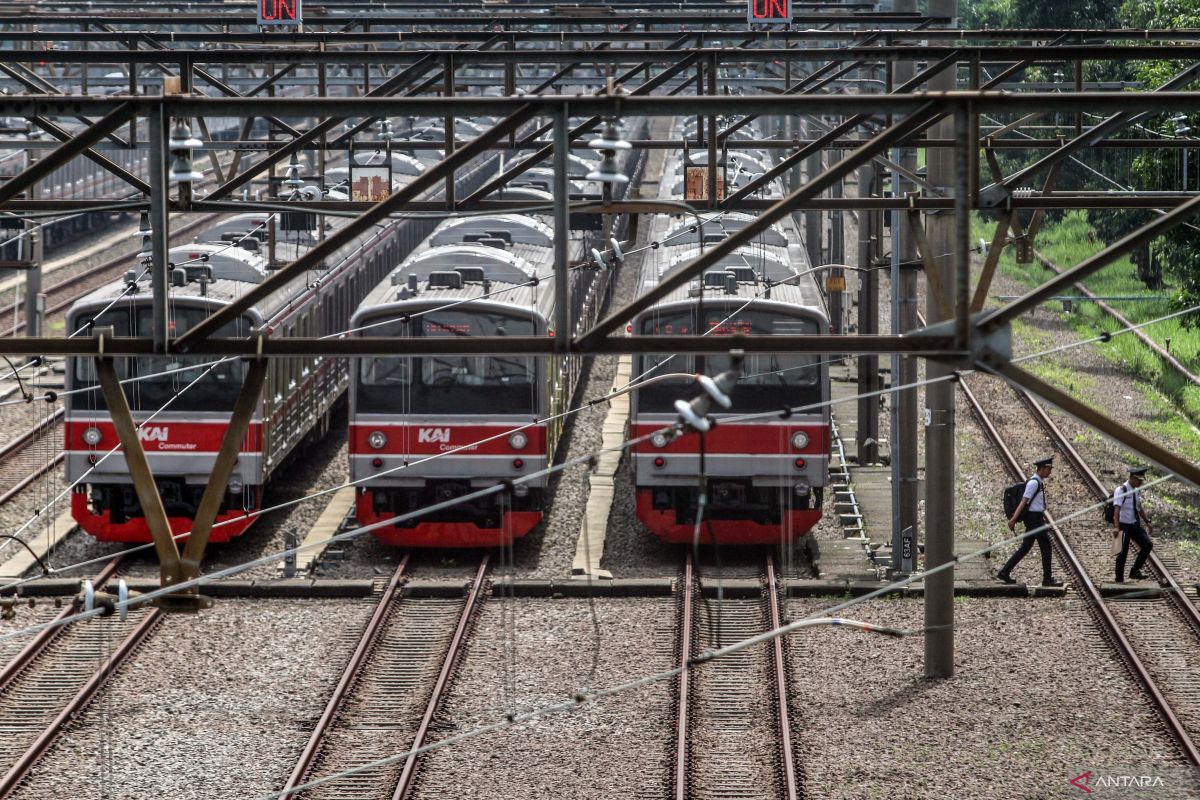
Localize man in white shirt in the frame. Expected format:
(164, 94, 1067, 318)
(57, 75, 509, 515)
(997, 456, 1062, 587)
(1113, 466, 1154, 582)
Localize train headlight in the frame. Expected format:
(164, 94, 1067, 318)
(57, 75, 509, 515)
(650, 431, 669, 448)
(508, 432, 528, 450)
(228, 477, 244, 495)
(82, 427, 103, 446)
(794, 482, 811, 497)
(790, 431, 810, 450)
(367, 431, 388, 450)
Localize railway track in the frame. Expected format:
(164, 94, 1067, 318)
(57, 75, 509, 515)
(0, 556, 161, 798)
(959, 374, 1200, 766)
(281, 553, 490, 799)
(0, 408, 63, 506)
(0, 211, 221, 336)
(674, 553, 801, 800)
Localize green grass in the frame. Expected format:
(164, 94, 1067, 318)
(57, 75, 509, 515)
(973, 210, 1200, 425)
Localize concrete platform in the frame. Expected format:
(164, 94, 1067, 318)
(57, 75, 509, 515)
(570, 354, 630, 580)
(279, 486, 356, 576)
(0, 507, 76, 584)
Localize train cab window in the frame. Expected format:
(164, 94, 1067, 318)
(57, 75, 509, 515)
(357, 309, 538, 415)
(636, 308, 822, 414)
(70, 306, 252, 412)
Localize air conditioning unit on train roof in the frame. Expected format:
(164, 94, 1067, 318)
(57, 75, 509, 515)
(664, 214, 787, 248)
(167, 244, 268, 284)
(667, 246, 791, 282)
(430, 215, 553, 247)
(399, 244, 535, 285)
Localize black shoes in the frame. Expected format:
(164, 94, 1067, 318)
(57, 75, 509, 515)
(1042, 578, 1063, 587)
(1128, 571, 1149, 581)
(995, 572, 1016, 584)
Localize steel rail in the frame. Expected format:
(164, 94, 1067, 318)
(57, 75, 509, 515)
(392, 554, 490, 800)
(0, 409, 62, 465)
(765, 554, 800, 800)
(282, 554, 412, 794)
(672, 553, 694, 800)
(958, 376, 1200, 766)
(1013, 389, 1200, 638)
(0, 606, 162, 797)
(1032, 250, 1200, 388)
(0, 411, 65, 508)
(0, 557, 120, 696)
(0, 213, 219, 336)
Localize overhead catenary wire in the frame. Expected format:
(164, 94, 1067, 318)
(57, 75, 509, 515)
(2, 292, 1193, 594)
(253, 480, 1173, 800)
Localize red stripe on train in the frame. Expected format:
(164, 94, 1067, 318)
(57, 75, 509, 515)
(629, 423, 827, 455)
(64, 421, 263, 453)
(349, 423, 547, 456)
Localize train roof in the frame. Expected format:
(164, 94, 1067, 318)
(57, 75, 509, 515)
(430, 214, 554, 247)
(662, 213, 789, 248)
(354, 209, 585, 331)
(632, 279, 826, 327)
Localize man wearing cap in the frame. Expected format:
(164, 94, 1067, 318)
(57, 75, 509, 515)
(1114, 467, 1154, 582)
(997, 456, 1062, 586)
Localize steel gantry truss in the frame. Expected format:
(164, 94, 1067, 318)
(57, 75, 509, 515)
(1, 7, 1199, 660)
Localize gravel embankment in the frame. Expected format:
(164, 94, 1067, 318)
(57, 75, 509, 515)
(410, 597, 675, 800)
(788, 595, 1195, 799)
(9, 597, 375, 800)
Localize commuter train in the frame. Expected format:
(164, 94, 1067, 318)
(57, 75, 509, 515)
(627, 138, 832, 545)
(62, 156, 498, 543)
(347, 213, 601, 546)
(345, 126, 644, 547)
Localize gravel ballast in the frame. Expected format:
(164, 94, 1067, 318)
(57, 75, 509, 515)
(410, 597, 675, 800)
(8, 597, 375, 800)
(787, 595, 1194, 799)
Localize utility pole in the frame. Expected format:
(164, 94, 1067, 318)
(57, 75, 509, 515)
(924, 0, 959, 680)
(891, 0, 920, 575)
(23, 146, 42, 338)
(857, 163, 878, 465)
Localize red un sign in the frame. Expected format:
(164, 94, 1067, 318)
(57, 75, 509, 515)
(747, 0, 791, 23)
(258, 0, 302, 26)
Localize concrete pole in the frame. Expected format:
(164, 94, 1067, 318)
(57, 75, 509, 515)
(552, 108, 570, 351)
(802, 119, 822, 267)
(149, 106, 170, 353)
(857, 164, 878, 465)
(892, 0, 921, 574)
(23, 148, 42, 338)
(923, 0, 959, 680)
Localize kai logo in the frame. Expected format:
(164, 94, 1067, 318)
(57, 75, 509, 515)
(417, 427, 451, 444)
(137, 426, 169, 443)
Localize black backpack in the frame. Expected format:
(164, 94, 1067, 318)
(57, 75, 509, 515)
(1104, 483, 1128, 525)
(1003, 477, 1042, 519)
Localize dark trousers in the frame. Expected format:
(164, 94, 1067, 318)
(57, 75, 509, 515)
(1115, 522, 1152, 580)
(999, 511, 1052, 581)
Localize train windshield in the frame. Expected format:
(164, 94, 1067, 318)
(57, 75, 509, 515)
(636, 307, 823, 414)
(70, 306, 251, 412)
(357, 309, 539, 415)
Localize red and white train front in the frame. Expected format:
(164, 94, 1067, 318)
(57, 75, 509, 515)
(349, 221, 557, 547)
(630, 295, 830, 545)
(65, 286, 266, 543)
